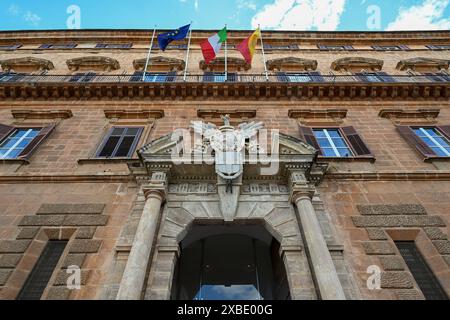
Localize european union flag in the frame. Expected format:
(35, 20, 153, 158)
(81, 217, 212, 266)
(158, 24, 191, 51)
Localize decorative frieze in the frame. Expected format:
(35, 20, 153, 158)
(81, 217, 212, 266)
(242, 183, 289, 194)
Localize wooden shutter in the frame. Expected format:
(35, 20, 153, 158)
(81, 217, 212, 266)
(309, 71, 324, 82)
(376, 72, 395, 83)
(437, 125, 450, 140)
(341, 126, 373, 156)
(299, 126, 322, 155)
(397, 126, 436, 159)
(0, 124, 15, 142)
(276, 72, 288, 82)
(18, 124, 56, 160)
(165, 71, 177, 82)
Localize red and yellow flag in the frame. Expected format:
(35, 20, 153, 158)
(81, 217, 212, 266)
(236, 28, 261, 64)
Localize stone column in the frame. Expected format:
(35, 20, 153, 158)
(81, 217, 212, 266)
(291, 173, 346, 300)
(116, 173, 167, 300)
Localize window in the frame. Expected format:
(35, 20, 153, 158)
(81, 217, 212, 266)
(95, 43, 132, 49)
(426, 45, 450, 50)
(39, 44, 77, 49)
(0, 72, 25, 82)
(395, 242, 448, 300)
(69, 72, 97, 83)
(286, 73, 312, 82)
(143, 73, 168, 82)
(412, 127, 450, 157)
(277, 72, 324, 83)
(356, 72, 395, 83)
(152, 44, 188, 50)
(263, 44, 299, 50)
(96, 127, 143, 158)
(318, 45, 354, 51)
(372, 45, 410, 51)
(0, 44, 22, 50)
(0, 128, 41, 159)
(203, 72, 237, 83)
(130, 71, 176, 82)
(17, 241, 68, 300)
(424, 73, 450, 82)
(313, 129, 354, 157)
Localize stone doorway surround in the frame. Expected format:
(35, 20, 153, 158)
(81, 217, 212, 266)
(102, 123, 361, 300)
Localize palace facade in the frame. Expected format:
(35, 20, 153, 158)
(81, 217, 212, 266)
(0, 29, 449, 300)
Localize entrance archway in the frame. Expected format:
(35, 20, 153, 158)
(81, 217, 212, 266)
(171, 225, 290, 300)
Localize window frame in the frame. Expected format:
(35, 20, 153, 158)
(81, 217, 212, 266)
(0, 127, 42, 160)
(95, 43, 133, 49)
(312, 127, 355, 158)
(412, 126, 450, 157)
(39, 44, 77, 49)
(94, 126, 144, 159)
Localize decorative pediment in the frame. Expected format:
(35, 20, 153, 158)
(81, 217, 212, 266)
(12, 109, 73, 120)
(331, 57, 384, 72)
(133, 56, 186, 72)
(267, 57, 318, 71)
(66, 56, 120, 72)
(396, 57, 449, 71)
(200, 57, 251, 72)
(104, 109, 164, 120)
(197, 109, 256, 122)
(0, 57, 54, 72)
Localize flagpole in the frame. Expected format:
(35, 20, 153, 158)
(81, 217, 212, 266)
(142, 26, 157, 82)
(224, 24, 228, 82)
(258, 24, 269, 81)
(183, 22, 193, 82)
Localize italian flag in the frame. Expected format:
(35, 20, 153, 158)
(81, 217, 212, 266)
(200, 27, 227, 64)
(237, 28, 261, 64)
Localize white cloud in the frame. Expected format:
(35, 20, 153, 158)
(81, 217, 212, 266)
(8, 4, 21, 15)
(194, 0, 199, 11)
(237, 0, 257, 11)
(23, 11, 42, 27)
(386, 0, 450, 31)
(251, 0, 346, 31)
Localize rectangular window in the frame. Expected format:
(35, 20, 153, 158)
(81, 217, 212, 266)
(17, 241, 68, 300)
(39, 44, 77, 49)
(318, 45, 354, 51)
(426, 45, 450, 50)
(313, 129, 354, 158)
(96, 127, 143, 158)
(372, 45, 409, 51)
(95, 43, 133, 49)
(0, 128, 41, 159)
(0, 44, 22, 50)
(264, 44, 299, 50)
(203, 72, 237, 83)
(424, 73, 450, 82)
(69, 72, 97, 83)
(143, 73, 168, 83)
(285, 73, 312, 82)
(395, 242, 448, 300)
(412, 127, 450, 157)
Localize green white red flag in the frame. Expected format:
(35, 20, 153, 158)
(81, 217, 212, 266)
(200, 27, 227, 64)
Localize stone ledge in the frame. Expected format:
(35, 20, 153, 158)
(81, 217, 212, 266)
(37, 204, 105, 215)
(381, 272, 415, 289)
(362, 241, 396, 255)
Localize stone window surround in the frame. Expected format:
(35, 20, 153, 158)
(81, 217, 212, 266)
(0, 57, 55, 73)
(379, 109, 440, 125)
(197, 109, 257, 124)
(352, 204, 450, 300)
(66, 56, 121, 72)
(11, 109, 73, 121)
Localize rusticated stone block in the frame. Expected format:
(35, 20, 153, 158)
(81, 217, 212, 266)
(19, 215, 65, 226)
(352, 216, 404, 228)
(357, 205, 392, 216)
(443, 256, 450, 267)
(432, 240, 450, 255)
(394, 289, 425, 300)
(0, 240, 31, 253)
(0, 254, 22, 268)
(63, 215, 108, 226)
(46, 287, 71, 300)
(0, 269, 13, 286)
(366, 228, 388, 240)
(16, 227, 40, 240)
(37, 203, 105, 215)
(53, 270, 90, 286)
(357, 204, 427, 216)
(362, 241, 396, 255)
(424, 227, 448, 240)
(61, 254, 86, 269)
(380, 256, 406, 271)
(69, 240, 102, 253)
(402, 216, 445, 227)
(381, 272, 414, 289)
(76, 227, 97, 239)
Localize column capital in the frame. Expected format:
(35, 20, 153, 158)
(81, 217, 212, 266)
(142, 171, 168, 201)
(291, 185, 316, 203)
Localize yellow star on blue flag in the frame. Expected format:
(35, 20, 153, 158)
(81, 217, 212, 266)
(157, 24, 191, 51)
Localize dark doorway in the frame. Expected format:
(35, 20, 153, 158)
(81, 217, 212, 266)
(172, 225, 290, 300)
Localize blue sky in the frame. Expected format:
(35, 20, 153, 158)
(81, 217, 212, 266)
(0, 0, 449, 31)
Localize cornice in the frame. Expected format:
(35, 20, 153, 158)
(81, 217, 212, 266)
(289, 109, 347, 119)
(104, 109, 165, 120)
(325, 171, 450, 181)
(378, 108, 440, 119)
(11, 109, 73, 120)
(0, 81, 448, 101)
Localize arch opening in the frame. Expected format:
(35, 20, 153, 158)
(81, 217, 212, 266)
(171, 225, 290, 301)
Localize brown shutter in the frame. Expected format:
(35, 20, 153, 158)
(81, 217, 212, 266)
(18, 124, 56, 160)
(0, 124, 15, 142)
(437, 125, 450, 140)
(341, 126, 373, 156)
(299, 126, 322, 155)
(396, 126, 435, 159)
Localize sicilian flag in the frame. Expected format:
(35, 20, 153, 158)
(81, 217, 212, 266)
(200, 27, 227, 64)
(237, 28, 261, 64)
